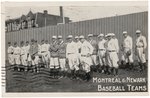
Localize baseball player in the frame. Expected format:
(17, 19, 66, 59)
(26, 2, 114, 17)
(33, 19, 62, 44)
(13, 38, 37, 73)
(111, 33, 119, 54)
(58, 35, 67, 78)
(7, 42, 14, 67)
(25, 41, 30, 71)
(107, 33, 119, 76)
(45, 40, 51, 66)
(39, 39, 49, 68)
(20, 41, 28, 71)
(13, 42, 21, 71)
(104, 34, 110, 74)
(135, 30, 147, 71)
(74, 36, 82, 65)
(80, 35, 94, 81)
(97, 34, 107, 73)
(87, 34, 98, 69)
(28, 39, 39, 73)
(49, 36, 59, 70)
(121, 31, 133, 70)
(66, 35, 79, 79)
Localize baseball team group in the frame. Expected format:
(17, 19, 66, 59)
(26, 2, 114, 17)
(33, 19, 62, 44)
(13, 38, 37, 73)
(7, 30, 147, 81)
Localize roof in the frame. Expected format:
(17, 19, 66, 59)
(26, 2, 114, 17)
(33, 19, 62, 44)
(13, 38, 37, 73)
(27, 11, 35, 19)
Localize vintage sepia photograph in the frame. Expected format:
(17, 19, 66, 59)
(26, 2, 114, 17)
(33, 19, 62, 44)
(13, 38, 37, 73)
(1, 0, 149, 96)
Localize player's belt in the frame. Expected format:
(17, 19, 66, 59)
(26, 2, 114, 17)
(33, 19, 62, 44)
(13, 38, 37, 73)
(136, 46, 144, 48)
(14, 54, 20, 55)
(108, 50, 116, 52)
(81, 55, 91, 57)
(41, 51, 46, 53)
(81, 55, 87, 57)
(21, 54, 25, 56)
(67, 53, 74, 55)
(99, 49, 105, 51)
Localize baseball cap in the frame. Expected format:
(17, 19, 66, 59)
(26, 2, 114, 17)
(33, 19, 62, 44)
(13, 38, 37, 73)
(79, 35, 85, 39)
(105, 34, 108, 37)
(75, 36, 79, 39)
(88, 34, 93, 37)
(67, 35, 73, 38)
(58, 35, 62, 39)
(136, 30, 141, 34)
(107, 33, 112, 37)
(123, 31, 127, 34)
(52, 36, 57, 39)
(98, 33, 104, 37)
(111, 33, 115, 36)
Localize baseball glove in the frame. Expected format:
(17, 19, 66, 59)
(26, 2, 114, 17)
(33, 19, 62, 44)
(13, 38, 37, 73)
(127, 50, 131, 56)
(31, 55, 35, 60)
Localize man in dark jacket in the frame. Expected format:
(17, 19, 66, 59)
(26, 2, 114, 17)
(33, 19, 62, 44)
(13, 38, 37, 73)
(49, 36, 59, 69)
(58, 35, 67, 78)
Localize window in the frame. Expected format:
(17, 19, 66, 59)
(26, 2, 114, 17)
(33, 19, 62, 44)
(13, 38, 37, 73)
(28, 20, 32, 28)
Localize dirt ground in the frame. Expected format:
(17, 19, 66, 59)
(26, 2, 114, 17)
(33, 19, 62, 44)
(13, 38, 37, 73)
(6, 64, 148, 92)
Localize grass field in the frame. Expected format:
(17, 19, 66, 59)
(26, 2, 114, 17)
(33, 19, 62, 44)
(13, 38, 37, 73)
(6, 64, 148, 92)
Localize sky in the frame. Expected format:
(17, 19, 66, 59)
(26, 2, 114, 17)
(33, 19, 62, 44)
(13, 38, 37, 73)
(4, 1, 148, 22)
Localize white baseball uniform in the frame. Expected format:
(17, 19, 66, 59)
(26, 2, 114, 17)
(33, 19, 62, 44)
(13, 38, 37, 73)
(98, 39, 106, 66)
(25, 44, 30, 62)
(135, 35, 147, 63)
(122, 35, 133, 63)
(89, 39, 98, 66)
(75, 41, 82, 63)
(13, 46, 21, 65)
(20, 46, 28, 66)
(107, 39, 119, 68)
(39, 43, 49, 64)
(46, 43, 51, 60)
(7, 46, 14, 65)
(80, 40, 94, 73)
(66, 41, 79, 70)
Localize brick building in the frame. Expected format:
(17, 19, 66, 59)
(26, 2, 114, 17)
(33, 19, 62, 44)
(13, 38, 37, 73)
(5, 9, 71, 32)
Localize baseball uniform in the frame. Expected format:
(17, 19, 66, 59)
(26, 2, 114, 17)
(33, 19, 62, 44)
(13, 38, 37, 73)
(7, 46, 14, 65)
(80, 40, 94, 73)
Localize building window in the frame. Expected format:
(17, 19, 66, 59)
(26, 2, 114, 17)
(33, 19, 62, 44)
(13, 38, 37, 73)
(31, 19, 35, 27)
(28, 20, 32, 28)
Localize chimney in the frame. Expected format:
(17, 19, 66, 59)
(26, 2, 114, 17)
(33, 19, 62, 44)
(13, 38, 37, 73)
(60, 6, 63, 17)
(44, 10, 48, 15)
(60, 6, 65, 23)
